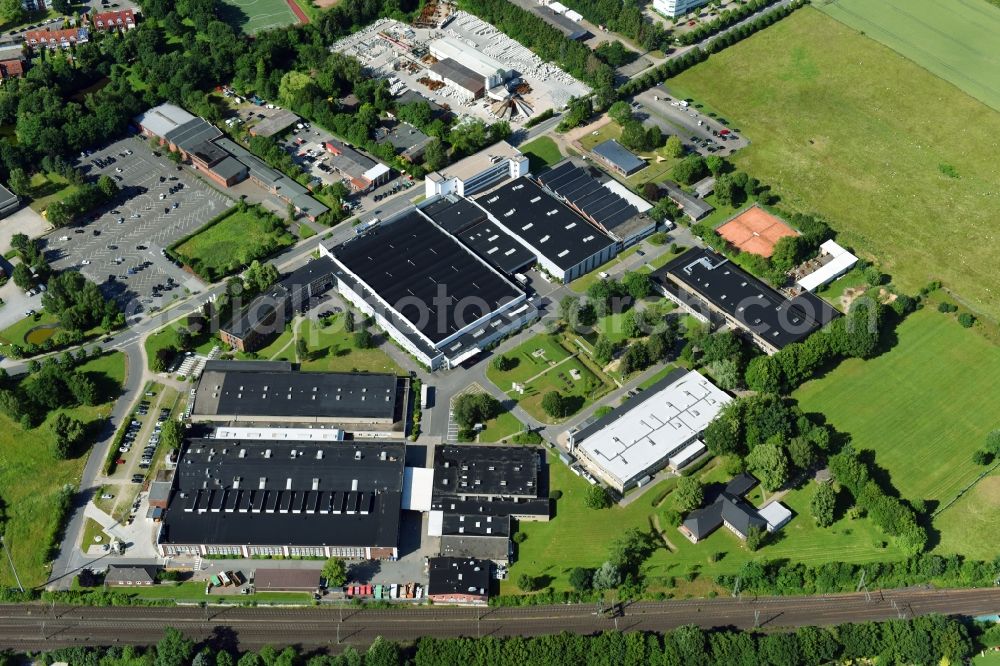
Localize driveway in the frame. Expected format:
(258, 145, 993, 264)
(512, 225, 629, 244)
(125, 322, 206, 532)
(0, 277, 44, 331)
(634, 87, 749, 156)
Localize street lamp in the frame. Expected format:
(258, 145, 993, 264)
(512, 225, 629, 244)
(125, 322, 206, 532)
(1, 535, 24, 593)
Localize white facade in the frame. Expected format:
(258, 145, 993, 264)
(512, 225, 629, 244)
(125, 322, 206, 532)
(425, 142, 530, 199)
(653, 0, 711, 18)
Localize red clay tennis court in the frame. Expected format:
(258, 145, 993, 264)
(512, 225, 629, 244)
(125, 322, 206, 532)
(716, 205, 799, 258)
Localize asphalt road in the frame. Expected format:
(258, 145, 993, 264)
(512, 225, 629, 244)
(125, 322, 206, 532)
(2, 587, 999, 651)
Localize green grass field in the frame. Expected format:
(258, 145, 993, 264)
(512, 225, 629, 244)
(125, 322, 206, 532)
(0, 352, 126, 588)
(668, 8, 1000, 319)
(935, 473, 1000, 561)
(144, 319, 220, 371)
(519, 136, 563, 173)
(27, 172, 80, 215)
(507, 452, 904, 594)
(173, 208, 293, 281)
(486, 334, 613, 423)
(478, 410, 525, 443)
(218, 0, 300, 34)
(298, 316, 403, 375)
(817, 0, 1000, 112)
(794, 308, 1000, 506)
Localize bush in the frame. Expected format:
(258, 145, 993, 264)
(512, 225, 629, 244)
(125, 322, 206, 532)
(550, 489, 563, 500)
(972, 449, 992, 466)
(512, 531, 527, 544)
(937, 302, 958, 313)
(584, 484, 611, 510)
(958, 312, 976, 328)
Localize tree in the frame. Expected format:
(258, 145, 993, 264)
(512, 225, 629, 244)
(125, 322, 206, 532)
(174, 327, 193, 352)
(568, 567, 593, 592)
(7, 168, 29, 196)
(585, 484, 611, 510)
(810, 482, 836, 527)
(97, 174, 119, 199)
(353, 329, 373, 349)
(958, 312, 976, 328)
(11, 264, 33, 291)
(160, 418, 183, 452)
(705, 154, 724, 176)
(541, 390, 569, 418)
(517, 573, 537, 592)
(744, 525, 766, 551)
(51, 412, 86, 459)
(608, 101, 632, 125)
(0, 0, 25, 25)
(673, 477, 704, 513)
(747, 441, 789, 492)
(671, 155, 708, 185)
(155, 627, 195, 666)
(296, 337, 308, 360)
(424, 138, 449, 171)
(972, 449, 992, 466)
(452, 392, 501, 429)
(664, 135, 684, 158)
(593, 336, 616, 365)
(621, 271, 652, 299)
(745, 355, 783, 394)
(558, 295, 579, 324)
(591, 560, 622, 590)
(619, 119, 648, 151)
(344, 311, 356, 333)
(321, 557, 347, 587)
(491, 355, 515, 372)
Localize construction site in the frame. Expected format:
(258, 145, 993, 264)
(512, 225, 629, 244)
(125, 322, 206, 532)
(329, 9, 590, 124)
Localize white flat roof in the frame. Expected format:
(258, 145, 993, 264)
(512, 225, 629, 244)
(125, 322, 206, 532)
(564, 9, 583, 21)
(363, 164, 391, 182)
(549, 1, 568, 12)
(668, 440, 705, 470)
(427, 509, 444, 536)
(758, 501, 792, 532)
(211, 426, 343, 441)
(430, 37, 508, 80)
(797, 239, 858, 292)
(575, 369, 731, 486)
(135, 103, 195, 138)
(430, 141, 522, 182)
(403, 466, 434, 511)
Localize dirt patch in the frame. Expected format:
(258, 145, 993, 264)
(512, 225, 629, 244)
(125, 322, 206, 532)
(313, 0, 338, 7)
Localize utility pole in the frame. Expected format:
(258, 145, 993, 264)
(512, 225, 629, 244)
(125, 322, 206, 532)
(856, 569, 871, 603)
(732, 576, 741, 600)
(1, 536, 24, 593)
(754, 609, 760, 628)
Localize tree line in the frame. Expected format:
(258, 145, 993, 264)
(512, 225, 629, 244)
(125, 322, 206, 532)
(29, 614, 975, 666)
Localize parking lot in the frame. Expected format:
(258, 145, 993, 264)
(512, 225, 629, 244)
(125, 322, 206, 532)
(635, 86, 750, 157)
(44, 136, 233, 312)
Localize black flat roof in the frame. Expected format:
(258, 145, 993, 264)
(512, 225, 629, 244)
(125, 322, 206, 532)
(431, 496, 551, 518)
(538, 161, 641, 235)
(161, 440, 405, 548)
(428, 557, 491, 597)
(430, 58, 484, 95)
(332, 210, 523, 344)
(193, 366, 399, 421)
(422, 196, 535, 274)
(433, 445, 541, 498)
(591, 139, 646, 174)
(655, 248, 840, 349)
(441, 513, 510, 537)
(477, 177, 616, 271)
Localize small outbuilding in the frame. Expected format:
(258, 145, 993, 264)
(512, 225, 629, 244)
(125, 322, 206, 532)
(757, 501, 793, 533)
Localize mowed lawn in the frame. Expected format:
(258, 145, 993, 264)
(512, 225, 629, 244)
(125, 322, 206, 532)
(173, 208, 294, 281)
(298, 316, 403, 375)
(219, 0, 300, 34)
(519, 136, 563, 173)
(795, 309, 1000, 505)
(935, 474, 1000, 561)
(668, 8, 1000, 319)
(508, 453, 904, 594)
(818, 0, 1000, 112)
(0, 353, 126, 588)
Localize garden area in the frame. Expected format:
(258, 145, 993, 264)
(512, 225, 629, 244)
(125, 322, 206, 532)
(519, 136, 563, 173)
(0, 352, 126, 588)
(506, 451, 907, 596)
(485, 334, 614, 423)
(171, 205, 294, 281)
(26, 172, 81, 214)
(297, 315, 403, 375)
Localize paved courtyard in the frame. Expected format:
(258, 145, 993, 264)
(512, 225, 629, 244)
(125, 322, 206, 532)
(44, 136, 233, 313)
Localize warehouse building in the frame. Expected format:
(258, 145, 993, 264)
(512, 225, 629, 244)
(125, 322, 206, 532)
(0, 183, 19, 219)
(191, 360, 406, 427)
(135, 105, 328, 220)
(429, 37, 513, 91)
(567, 369, 731, 493)
(323, 139, 391, 192)
(796, 240, 859, 293)
(420, 195, 535, 275)
(591, 140, 646, 177)
(157, 439, 406, 559)
(476, 177, 617, 283)
(429, 58, 486, 100)
(425, 141, 529, 199)
(654, 248, 840, 354)
(537, 159, 655, 247)
(323, 209, 536, 370)
(427, 557, 491, 604)
(219, 257, 336, 352)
